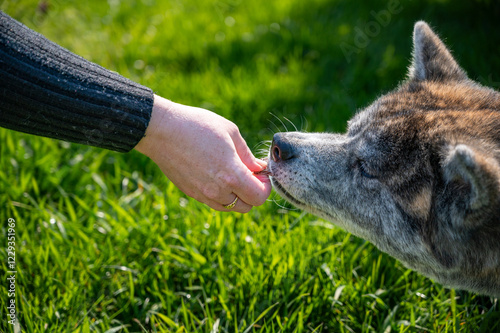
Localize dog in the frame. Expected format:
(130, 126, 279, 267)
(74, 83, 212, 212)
(267, 21, 500, 297)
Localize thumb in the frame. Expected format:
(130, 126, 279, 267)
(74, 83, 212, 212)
(232, 131, 265, 172)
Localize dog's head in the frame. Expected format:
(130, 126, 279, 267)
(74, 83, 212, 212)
(268, 22, 500, 295)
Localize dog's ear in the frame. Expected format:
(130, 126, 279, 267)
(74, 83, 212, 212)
(408, 21, 467, 82)
(442, 144, 500, 222)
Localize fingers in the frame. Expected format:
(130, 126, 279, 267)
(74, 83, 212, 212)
(229, 167, 272, 208)
(189, 171, 266, 213)
(232, 130, 266, 173)
(202, 193, 253, 213)
(207, 169, 271, 212)
(221, 193, 253, 213)
(217, 167, 270, 210)
(196, 162, 271, 213)
(227, 129, 272, 207)
(205, 179, 270, 213)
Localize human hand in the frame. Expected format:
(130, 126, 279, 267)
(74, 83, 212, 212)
(134, 95, 272, 213)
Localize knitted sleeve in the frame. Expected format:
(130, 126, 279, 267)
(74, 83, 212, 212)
(0, 11, 154, 152)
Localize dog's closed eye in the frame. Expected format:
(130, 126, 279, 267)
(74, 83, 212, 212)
(356, 159, 377, 179)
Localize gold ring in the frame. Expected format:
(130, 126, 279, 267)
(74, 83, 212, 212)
(223, 196, 239, 209)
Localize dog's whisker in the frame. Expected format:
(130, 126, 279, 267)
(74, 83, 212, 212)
(253, 140, 272, 151)
(283, 116, 299, 132)
(300, 115, 309, 132)
(272, 198, 298, 211)
(267, 117, 282, 133)
(270, 112, 289, 132)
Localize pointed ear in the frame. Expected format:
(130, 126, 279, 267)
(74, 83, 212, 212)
(443, 144, 499, 211)
(408, 21, 468, 82)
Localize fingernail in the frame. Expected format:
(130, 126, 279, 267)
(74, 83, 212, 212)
(256, 158, 268, 168)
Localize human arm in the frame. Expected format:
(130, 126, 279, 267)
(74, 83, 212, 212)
(0, 11, 153, 152)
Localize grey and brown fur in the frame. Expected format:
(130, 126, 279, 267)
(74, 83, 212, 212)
(268, 21, 500, 297)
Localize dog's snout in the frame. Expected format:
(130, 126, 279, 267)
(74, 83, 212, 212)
(271, 133, 296, 162)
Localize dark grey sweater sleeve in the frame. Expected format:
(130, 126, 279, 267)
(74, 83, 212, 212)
(0, 11, 154, 152)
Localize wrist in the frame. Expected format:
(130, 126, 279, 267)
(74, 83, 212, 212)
(134, 94, 171, 158)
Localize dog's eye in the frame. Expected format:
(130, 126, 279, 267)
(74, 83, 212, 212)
(357, 160, 377, 179)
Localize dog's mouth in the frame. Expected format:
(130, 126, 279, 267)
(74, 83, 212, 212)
(267, 162, 339, 222)
(259, 157, 308, 208)
(272, 175, 340, 223)
(269, 177, 306, 208)
(254, 169, 273, 176)
(264, 160, 302, 205)
(254, 157, 273, 176)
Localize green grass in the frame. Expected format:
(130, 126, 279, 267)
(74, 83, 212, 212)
(1, 0, 500, 332)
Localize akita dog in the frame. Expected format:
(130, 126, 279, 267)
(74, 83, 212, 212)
(268, 21, 500, 297)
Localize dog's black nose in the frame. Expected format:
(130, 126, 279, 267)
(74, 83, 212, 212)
(271, 133, 296, 162)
